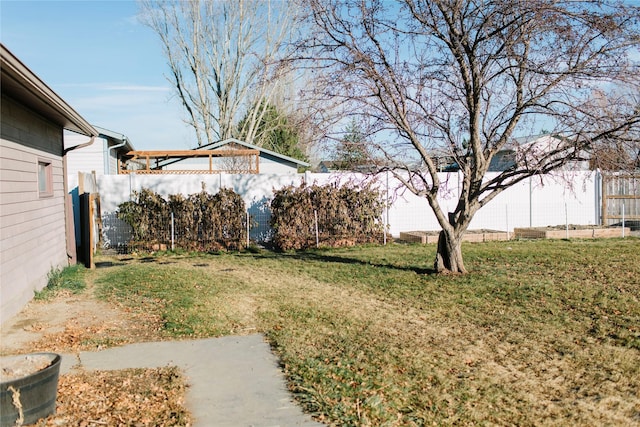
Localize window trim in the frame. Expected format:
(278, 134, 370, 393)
(37, 159, 54, 197)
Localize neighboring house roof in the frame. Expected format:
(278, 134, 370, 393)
(94, 125, 135, 153)
(1, 44, 97, 138)
(490, 133, 591, 171)
(510, 133, 560, 146)
(149, 138, 310, 172)
(317, 160, 340, 173)
(202, 138, 310, 168)
(317, 160, 380, 173)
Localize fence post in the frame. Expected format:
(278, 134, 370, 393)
(529, 177, 533, 227)
(601, 173, 608, 226)
(246, 210, 250, 248)
(128, 172, 133, 201)
(565, 202, 569, 239)
(385, 170, 389, 245)
(314, 210, 319, 248)
(505, 205, 510, 240)
(622, 200, 625, 238)
(171, 211, 175, 251)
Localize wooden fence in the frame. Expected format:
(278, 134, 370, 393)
(601, 173, 640, 226)
(78, 172, 101, 268)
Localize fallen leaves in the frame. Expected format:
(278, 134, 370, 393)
(34, 367, 192, 426)
(22, 311, 166, 354)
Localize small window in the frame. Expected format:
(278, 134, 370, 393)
(38, 160, 53, 197)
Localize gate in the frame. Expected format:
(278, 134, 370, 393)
(601, 173, 640, 228)
(77, 172, 101, 268)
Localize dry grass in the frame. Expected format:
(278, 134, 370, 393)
(88, 238, 640, 425)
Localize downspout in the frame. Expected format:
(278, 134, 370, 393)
(63, 135, 96, 156)
(106, 134, 128, 174)
(63, 135, 96, 264)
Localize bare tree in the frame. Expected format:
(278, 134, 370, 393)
(588, 88, 640, 170)
(305, 0, 640, 273)
(139, 0, 299, 147)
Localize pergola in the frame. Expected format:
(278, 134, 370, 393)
(119, 149, 260, 174)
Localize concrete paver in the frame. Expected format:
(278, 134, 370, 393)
(61, 334, 324, 427)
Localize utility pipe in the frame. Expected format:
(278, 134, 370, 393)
(106, 133, 128, 174)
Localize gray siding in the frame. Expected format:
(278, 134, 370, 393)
(0, 95, 68, 324)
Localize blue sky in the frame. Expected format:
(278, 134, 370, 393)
(1, 0, 193, 150)
(2, 1, 638, 152)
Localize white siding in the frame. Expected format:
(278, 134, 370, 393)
(257, 156, 299, 174)
(65, 134, 106, 177)
(108, 147, 119, 175)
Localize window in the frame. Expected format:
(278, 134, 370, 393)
(38, 160, 53, 197)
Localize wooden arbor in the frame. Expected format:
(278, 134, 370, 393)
(119, 149, 260, 174)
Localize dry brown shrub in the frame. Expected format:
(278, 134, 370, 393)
(270, 182, 385, 250)
(118, 187, 247, 252)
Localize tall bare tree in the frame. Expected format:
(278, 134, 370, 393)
(139, 0, 299, 147)
(305, 0, 640, 273)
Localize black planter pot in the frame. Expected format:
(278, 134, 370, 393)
(0, 353, 61, 427)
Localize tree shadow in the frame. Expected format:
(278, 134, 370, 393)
(248, 250, 437, 275)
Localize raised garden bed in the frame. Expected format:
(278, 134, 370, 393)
(513, 225, 631, 239)
(399, 230, 510, 244)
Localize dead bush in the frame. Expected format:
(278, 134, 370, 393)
(117, 187, 247, 251)
(270, 182, 385, 250)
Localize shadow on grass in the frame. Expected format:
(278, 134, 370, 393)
(97, 247, 436, 275)
(95, 261, 127, 268)
(248, 250, 436, 276)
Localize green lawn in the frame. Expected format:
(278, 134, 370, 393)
(93, 238, 640, 426)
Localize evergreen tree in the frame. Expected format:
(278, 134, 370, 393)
(238, 103, 307, 161)
(334, 119, 370, 170)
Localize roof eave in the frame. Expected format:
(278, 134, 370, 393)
(94, 125, 135, 151)
(1, 44, 98, 137)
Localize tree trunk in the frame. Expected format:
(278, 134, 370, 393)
(434, 229, 467, 274)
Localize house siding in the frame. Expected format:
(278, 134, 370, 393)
(162, 153, 301, 174)
(258, 154, 300, 174)
(65, 134, 105, 177)
(0, 95, 68, 324)
(108, 147, 119, 175)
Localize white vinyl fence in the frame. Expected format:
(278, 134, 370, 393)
(91, 170, 601, 249)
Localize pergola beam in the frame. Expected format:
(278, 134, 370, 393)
(120, 149, 261, 174)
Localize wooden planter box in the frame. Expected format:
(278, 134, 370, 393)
(399, 231, 439, 244)
(399, 230, 511, 244)
(513, 227, 630, 239)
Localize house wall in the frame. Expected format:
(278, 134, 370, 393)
(0, 94, 68, 324)
(65, 136, 126, 257)
(161, 153, 301, 174)
(65, 133, 106, 177)
(258, 154, 300, 174)
(108, 147, 119, 175)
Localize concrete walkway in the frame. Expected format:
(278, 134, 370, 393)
(61, 334, 324, 427)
